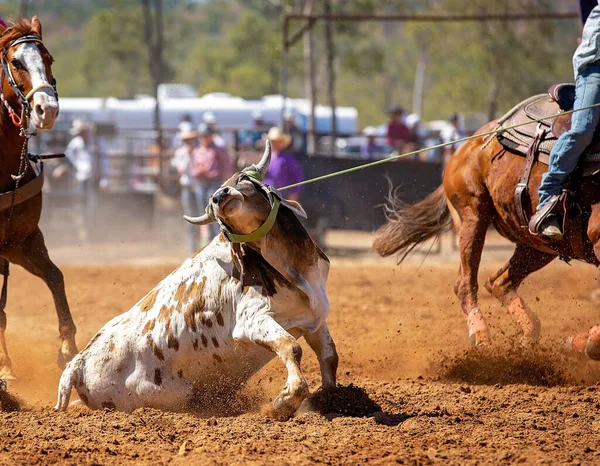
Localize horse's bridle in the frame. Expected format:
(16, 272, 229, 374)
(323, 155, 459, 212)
(0, 35, 57, 129)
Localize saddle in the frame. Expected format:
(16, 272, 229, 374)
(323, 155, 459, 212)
(497, 84, 600, 234)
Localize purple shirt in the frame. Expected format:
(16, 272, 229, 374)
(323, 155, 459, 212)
(263, 151, 304, 197)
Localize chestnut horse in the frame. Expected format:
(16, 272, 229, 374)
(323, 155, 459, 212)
(0, 17, 77, 380)
(374, 116, 600, 361)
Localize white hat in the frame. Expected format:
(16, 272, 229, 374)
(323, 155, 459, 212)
(69, 119, 95, 135)
(267, 126, 291, 149)
(177, 121, 193, 133)
(363, 126, 377, 137)
(178, 129, 198, 141)
(405, 113, 421, 128)
(203, 111, 216, 124)
(251, 109, 264, 120)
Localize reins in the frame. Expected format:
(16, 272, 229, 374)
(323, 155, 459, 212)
(278, 102, 600, 192)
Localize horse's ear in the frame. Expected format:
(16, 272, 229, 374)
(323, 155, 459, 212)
(31, 16, 42, 38)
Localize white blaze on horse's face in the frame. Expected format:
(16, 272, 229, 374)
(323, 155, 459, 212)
(12, 42, 58, 130)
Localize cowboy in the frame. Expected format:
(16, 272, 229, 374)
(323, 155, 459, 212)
(63, 119, 94, 186)
(202, 111, 227, 148)
(530, 1, 600, 239)
(171, 127, 201, 253)
(386, 105, 412, 152)
(263, 127, 304, 201)
(360, 126, 380, 160)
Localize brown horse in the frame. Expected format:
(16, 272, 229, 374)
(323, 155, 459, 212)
(373, 116, 600, 361)
(0, 17, 77, 380)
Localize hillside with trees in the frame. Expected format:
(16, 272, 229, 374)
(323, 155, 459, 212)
(2, 0, 581, 126)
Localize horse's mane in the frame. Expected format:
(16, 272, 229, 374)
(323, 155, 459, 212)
(0, 19, 38, 50)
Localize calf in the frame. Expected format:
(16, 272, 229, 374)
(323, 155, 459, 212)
(55, 143, 338, 419)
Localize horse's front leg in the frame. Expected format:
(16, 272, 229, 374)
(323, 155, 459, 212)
(0, 258, 13, 379)
(4, 227, 77, 368)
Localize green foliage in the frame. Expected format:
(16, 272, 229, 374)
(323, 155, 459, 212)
(15, 0, 582, 128)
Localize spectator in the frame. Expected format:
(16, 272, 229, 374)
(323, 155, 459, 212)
(191, 123, 232, 243)
(173, 119, 193, 149)
(360, 126, 380, 160)
(440, 113, 463, 165)
(240, 110, 268, 149)
(202, 112, 227, 148)
(386, 106, 412, 152)
(62, 119, 94, 188)
(171, 128, 200, 254)
(284, 107, 306, 154)
(264, 127, 304, 201)
(406, 113, 428, 160)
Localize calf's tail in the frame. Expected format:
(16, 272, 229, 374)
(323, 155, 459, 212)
(373, 185, 453, 262)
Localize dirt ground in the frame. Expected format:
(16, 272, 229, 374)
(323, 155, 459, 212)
(2, 251, 600, 465)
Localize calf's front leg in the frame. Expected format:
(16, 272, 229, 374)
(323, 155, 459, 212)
(235, 313, 308, 420)
(304, 323, 338, 389)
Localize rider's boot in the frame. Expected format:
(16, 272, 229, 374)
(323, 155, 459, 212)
(529, 195, 563, 240)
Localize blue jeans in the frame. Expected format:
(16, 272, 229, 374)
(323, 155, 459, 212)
(538, 64, 600, 208)
(181, 179, 220, 254)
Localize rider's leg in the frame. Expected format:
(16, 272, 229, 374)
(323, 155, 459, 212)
(531, 64, 600, 237)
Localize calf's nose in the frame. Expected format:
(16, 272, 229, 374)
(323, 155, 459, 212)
(212, 187, 230, 204)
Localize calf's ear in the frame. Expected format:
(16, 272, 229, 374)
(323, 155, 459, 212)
(281, 199, 307, 218)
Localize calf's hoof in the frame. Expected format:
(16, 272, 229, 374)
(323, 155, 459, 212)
(265, 383, 309, 421)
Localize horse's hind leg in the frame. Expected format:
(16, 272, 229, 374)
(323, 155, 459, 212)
(0, 258, 14, 380)
(453, 202, 492, 346)
(4, 228, 77, 368)
(485, 245, 555, 344)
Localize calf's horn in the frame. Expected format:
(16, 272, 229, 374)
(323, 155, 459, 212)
(184, 212, 215, 225)
(255, 140, 272, 179)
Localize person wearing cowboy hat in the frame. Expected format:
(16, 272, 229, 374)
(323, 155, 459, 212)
(63, 119, 95, 184)
(386, 105, 411, 152)
(171, 127, 204, 253)
(202, 111, 226, 148)
(262, 127, 304, 201)
(360, 126, 381, 160)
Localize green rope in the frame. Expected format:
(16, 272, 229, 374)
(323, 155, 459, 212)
(278, 101, 600, 192)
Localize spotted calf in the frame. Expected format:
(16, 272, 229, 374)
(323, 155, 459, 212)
(55, 143, 338, 420)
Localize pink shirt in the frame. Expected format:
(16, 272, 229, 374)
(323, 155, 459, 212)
(191, 143, 232, 183)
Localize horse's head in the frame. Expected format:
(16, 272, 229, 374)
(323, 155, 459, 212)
(0, 16, 58, 131)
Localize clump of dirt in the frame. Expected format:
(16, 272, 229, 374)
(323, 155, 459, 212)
(0, 381, 21, 412)
(189, 380, 266, 417)
(308, 384, 381, 417)
(435, 343, 567, 386)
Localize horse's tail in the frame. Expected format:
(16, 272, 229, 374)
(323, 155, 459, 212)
(373, 185, 453, 261)
(54, 359, 78, 411)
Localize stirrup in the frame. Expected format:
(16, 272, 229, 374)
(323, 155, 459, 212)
(529, 194, 562, 236)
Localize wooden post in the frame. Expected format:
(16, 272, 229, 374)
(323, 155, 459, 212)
(324, 0, 337, 157)
(141, 0, 165, 187)
(303, 0, 317, 156)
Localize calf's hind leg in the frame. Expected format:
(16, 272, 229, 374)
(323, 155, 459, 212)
(485, 245, 555, 344)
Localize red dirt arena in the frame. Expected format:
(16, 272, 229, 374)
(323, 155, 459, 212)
(2, 238, 600, 465)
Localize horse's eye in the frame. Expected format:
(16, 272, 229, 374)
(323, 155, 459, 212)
(10, 58, 23, 70)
